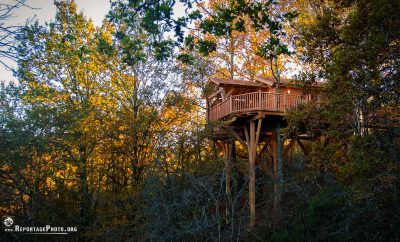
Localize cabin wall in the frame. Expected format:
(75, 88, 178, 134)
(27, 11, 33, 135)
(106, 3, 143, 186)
(268, 87, 303, 95)
(224, 87, 303, 96)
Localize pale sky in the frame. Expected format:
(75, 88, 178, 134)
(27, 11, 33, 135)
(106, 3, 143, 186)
(0, 0, 111, 83)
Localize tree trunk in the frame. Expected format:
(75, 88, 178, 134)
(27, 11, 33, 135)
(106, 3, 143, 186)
(249, 122, 256, 227)
(273, 54, 283, 222)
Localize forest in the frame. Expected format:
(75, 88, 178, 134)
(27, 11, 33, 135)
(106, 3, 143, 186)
(0, 0, 399, 241)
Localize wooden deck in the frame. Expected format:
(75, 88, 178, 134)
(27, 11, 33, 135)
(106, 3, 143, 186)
(209, 91, 309, 122)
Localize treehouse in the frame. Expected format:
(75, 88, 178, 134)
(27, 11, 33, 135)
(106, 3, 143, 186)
(206, 76, 320, 227)
(207, 76, 320, 122)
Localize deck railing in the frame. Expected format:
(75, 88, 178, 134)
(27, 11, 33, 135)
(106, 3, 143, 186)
(209, 91, 309, 122)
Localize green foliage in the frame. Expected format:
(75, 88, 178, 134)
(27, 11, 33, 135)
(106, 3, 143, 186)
(110, 0, 297, 60)
(97, 36, 114, 56)
(197, 39, 217, 56)
(257, 36, 293, 60)
(279, 0, 400, 241)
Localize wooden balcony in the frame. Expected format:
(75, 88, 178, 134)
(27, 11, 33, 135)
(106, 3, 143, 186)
(208, 91, 309, 122)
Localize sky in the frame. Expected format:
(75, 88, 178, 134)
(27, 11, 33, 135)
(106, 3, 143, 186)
(0, 0, 111, 83)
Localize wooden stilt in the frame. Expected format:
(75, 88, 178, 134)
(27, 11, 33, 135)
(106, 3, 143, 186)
(245, 118, 262, 228)
(224, 142, 233, 224)
(271, 131, 279, 211)
(271, 123, 283, 218)
(249, 122, 256, 227)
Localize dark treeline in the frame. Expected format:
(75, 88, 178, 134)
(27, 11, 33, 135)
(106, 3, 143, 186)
(0, 0, 399, 241)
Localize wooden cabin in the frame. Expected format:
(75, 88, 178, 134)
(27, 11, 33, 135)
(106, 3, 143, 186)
(206, 76, 320, 228)
(207, 76, 319, 122)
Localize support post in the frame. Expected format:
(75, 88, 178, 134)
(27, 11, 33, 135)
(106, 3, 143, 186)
(245, 118, 262, 228)
(249, 122, 256, 227)
(223, 142, 233, 224)
(271, 132, 278, 210)
(271, 123, 283, 221)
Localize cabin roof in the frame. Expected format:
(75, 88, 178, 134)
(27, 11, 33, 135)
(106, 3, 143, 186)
(254, 76, 292, 86)
(209, 76, 294, 89)
(209, 76, 322, 89)
(209, 78, 268, 88)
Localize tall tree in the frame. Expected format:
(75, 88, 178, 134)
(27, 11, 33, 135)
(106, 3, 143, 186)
(280, 0, 400, 240)
(16, 0, 117, 229)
